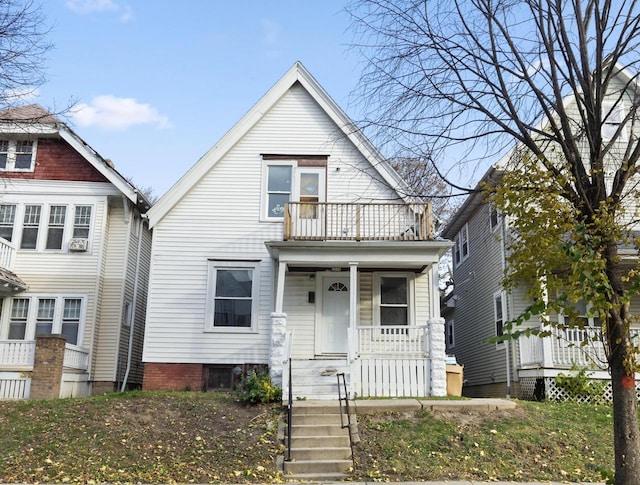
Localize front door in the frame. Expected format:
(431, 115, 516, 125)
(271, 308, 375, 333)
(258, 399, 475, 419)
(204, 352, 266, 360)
(320, 276, 350, 354)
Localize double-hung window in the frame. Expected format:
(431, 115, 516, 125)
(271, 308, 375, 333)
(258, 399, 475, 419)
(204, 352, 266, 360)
(265, 164, 292, 219)
(73, 205, 92, 238)
(0, 139, 36, 171)
(21, 205, 41, 249)
(602, 102, 626, 141)
(0, 204, 16, 241)
(375, 274, 413, 333)
(206, 261, 260, 332)
(454, 223, 469, 266)
(4, 295, 85, 344)
(46, 206, 66, 250)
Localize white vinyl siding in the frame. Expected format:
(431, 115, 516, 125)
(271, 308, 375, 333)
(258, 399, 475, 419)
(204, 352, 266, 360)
(144, 83, 402, 364)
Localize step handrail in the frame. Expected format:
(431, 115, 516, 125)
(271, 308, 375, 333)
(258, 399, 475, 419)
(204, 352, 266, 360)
(283, 330, 293, 462)
(337, 372, 356, 465)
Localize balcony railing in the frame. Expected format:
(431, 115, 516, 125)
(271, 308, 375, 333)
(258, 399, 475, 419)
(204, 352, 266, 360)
(0, 237, 16, 270)
(518, 326, 640, 369)
(284, 202, 433, 241)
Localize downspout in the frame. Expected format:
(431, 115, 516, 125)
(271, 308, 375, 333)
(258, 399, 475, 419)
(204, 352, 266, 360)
(500, 215, 511, 399)
(120, 214, 144, 391)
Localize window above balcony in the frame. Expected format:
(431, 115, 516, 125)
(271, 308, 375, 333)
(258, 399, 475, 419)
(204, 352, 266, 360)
(0, 139, 36, 172)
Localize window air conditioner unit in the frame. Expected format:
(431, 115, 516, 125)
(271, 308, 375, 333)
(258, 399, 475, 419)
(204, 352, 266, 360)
(69, 238, 88, 252)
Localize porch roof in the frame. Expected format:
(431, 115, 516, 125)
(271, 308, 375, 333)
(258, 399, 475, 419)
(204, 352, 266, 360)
(0, 268, 28, 296)
(265, 239, 452, 272)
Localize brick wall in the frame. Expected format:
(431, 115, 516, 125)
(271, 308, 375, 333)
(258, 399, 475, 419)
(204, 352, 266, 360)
(30, 335, 66, 399)
(2, 138, 109, 182)
(143, 363, 204, 391)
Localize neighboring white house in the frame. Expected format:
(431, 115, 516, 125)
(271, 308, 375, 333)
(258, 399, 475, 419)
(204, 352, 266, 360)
(142, 62, 452, 399)
(0, 105, 152, 399)
(441, 67, 640, 401)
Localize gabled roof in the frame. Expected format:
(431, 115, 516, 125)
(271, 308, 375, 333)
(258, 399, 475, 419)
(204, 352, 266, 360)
(146, 61, 409, 228)
(442, 63, 640, 239)
(0, 104, 152, 211)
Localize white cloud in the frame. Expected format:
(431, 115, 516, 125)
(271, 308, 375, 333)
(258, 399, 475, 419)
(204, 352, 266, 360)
(70, 95, 170, 131)
(65, 0, 133, 23)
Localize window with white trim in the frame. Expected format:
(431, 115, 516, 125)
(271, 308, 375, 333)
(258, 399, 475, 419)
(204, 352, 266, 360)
(3, 203, 93, 252)
(454, 223, 469, 266)
(602, 102, 626, 141)
(490, 204, 500, 231)
(0, 204, 16, 241)
(3, 295, 85, 344)
(374, 273, 414, 332)
(206, 261, 260, 332)
(560, 299, 600, 343)
(261, 160, 326, 221)
(494, 292, 505, 348)
(0, 139, 36, 171)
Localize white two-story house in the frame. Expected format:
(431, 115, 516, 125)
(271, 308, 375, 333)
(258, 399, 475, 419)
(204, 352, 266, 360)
(0, 105, 152, 399)
(142, 62, 452, 399)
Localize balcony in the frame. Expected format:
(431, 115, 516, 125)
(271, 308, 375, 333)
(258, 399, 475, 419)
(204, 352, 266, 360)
(284, 202, 434, 241)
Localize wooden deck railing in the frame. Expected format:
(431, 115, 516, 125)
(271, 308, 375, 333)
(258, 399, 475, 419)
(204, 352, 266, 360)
(0, 237, 16, 270)
(284, 202, 433, 241)
(355, 325, 430, 356)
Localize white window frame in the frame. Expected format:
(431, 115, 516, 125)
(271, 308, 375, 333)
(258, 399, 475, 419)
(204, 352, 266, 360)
(0, 139, 37, 172)
(0, 204, 17, 242)
(373, 273, 415, 327)
(454, 223, 469, 267)
(205, 260, 260, 333)
(490, 204, 500, 232)
(558, 299, 599, 343)
(1, 294, 87, 346)
(260, 161, 326, 222)
(494, 291, 505, 349)
(602, 101, 626, 141)
(9, 202, 94, 253)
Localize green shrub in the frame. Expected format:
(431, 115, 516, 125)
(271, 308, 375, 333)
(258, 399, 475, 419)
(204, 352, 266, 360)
(235, 369, 282, 404)
(555, 366, 606, 403)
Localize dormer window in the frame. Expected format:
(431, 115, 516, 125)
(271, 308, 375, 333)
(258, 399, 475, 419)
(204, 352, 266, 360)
(0, 139, 36, 171)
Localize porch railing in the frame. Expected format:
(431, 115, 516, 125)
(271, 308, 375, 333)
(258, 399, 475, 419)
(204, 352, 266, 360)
(518, 326, 640, 368)
(0, 237, 16, 270)
(0, 340, 89, 371)
(284, 202, 433, 241)
(356, 325, 430, 356)
(0, 340, 35, 367)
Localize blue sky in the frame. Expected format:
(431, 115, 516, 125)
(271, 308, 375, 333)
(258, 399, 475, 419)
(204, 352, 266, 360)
(35, 1, 361, 198)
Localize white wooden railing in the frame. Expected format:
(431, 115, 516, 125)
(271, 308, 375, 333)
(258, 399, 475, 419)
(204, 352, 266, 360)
(518, 327, 640, 369)
(0, 340, 35, 367)
(0, 237, 16, 270)
(284, 202, 433, 241)
(63, 345, 89, 370)
(356, 325, 430, 356)
(0, 340, 89, 371)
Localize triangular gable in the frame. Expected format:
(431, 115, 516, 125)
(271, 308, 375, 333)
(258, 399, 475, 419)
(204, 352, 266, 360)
(147, 61, 409, 228)
(0, 104, 151, 211)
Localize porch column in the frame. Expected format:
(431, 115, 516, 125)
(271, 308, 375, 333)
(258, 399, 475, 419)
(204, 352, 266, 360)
(30, 335, 66, 399)
(275, 261, 287, 314)
(269, 312, 288, 388)
(428, 318, 447, 396)
(429, 263, 441, 319)
(349, 263, 358, 330)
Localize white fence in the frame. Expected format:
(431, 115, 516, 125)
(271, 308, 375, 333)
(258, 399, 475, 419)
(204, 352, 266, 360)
(0, 340, 36, 367)
(0, 237, 16, 270)
(350, 325, 431, 397)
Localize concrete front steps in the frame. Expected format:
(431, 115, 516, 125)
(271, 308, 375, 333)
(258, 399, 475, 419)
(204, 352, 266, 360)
(283, 401, 355, 481)
(288, 358, 350, 400)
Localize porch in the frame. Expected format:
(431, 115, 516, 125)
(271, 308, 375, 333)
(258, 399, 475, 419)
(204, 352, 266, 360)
(278, 321, 446, 400)
(0, 339, 90, 399)
(0, 237, 28, 296)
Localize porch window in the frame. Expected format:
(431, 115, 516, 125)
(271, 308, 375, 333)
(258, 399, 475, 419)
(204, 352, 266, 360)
(374, 274, 414, 332)
(494, 292, 504, 348)
(21, 205, 41, 249)
(206, 261, 260, 332)
(8, 298, 29, 339)
(0, 204, 16, 241)
(4, 295, 85, 343)
(561, 299, 599, 343)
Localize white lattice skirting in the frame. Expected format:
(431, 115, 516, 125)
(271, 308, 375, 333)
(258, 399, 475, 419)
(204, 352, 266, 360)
(519, 376, 640, 403)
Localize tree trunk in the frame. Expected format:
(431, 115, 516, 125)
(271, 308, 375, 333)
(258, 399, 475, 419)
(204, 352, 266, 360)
(609, 310, 640, 485)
